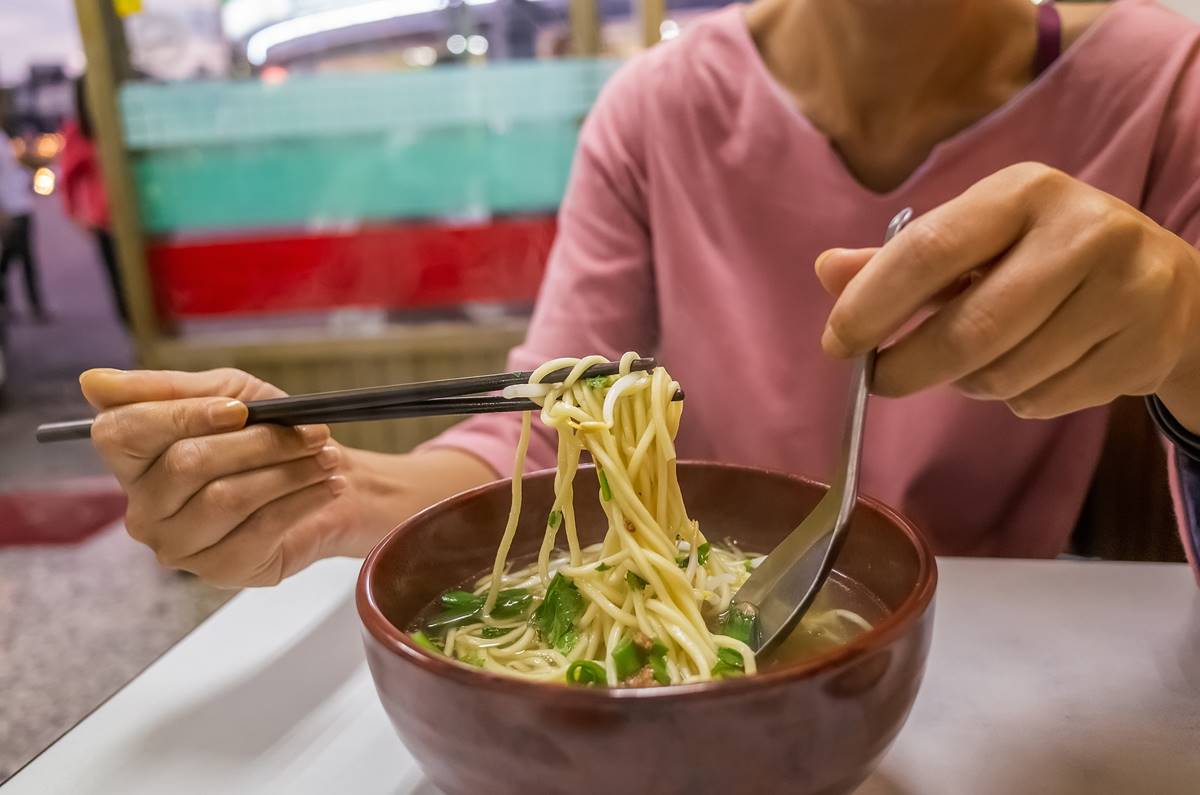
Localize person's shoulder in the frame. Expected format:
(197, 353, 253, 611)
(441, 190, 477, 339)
(586, 7, 756, 149)
(1087, 0, 1200, 71)
(1117, 0, 1200, 36)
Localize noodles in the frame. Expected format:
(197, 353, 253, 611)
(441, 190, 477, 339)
(411, 353, 873, 687)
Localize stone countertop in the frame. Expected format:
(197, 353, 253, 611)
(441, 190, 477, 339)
(5, 556, 1199, 794)
(0, 525, 232, 781)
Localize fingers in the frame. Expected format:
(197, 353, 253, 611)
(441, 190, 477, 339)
(950, 276, 1131, 402)
(131, 423, 332, 519)
(822, 164, 1066, 357)
(80, 367, 284, 411)
(871, 229, 1091, 397)
(132, 452, 345, 565)
(91, 397, 249, 484)
(814, 248, 876, 296)
(1006, 330, 1157, 419)
(172, 479, 347, 588)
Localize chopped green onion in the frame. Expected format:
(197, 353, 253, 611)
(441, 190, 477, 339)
(565, 660, 607, 686)
(696, 543, 711, 566)
(410, 630, 439, 652)
(625, 571, 648, 591)
(612, 638, 648, 680)
(711, 647, 746, 679)
(547, 509, 562, 529)
(462, 654, 485, 667)
(439, 590, 483, 609)
(480, 626, 510, 639)
(745, 560, 754, 573)
(719, 604, 760, 649)
(598, 468, 612, 501)
(490, 588, 533, 618)
(584, 375, 614, 389)
(649, 640, 670, 685)
(533, 573, 585, 653)
(595, 561, 612, 572)
(676, 555, 689, 568)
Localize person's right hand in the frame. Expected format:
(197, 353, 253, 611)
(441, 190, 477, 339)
(81, 368, 354, 587)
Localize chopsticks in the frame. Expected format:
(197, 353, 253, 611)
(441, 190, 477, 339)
(36, 358, 682, 443)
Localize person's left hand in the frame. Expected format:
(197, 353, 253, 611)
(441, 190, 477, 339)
(814, 162, 1200, 432)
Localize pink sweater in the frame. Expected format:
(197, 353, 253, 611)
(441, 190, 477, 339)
(427, 0, 1200, 566)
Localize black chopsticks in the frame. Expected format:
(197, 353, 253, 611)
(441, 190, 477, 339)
(243, 358, 658, 422)
(36, 358, 682, 443)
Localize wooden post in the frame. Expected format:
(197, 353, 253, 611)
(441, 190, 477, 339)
(73, 0, 161, 357)
(639, 0, 666, 49)
(568, 0, 602, 57)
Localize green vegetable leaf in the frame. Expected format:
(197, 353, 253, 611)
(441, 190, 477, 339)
(625, 571, 648, 591)
(439, 590, 483, 610)
(598, 468, 612, 501)
(425, 604, 483, 632)
(612, 638, 648, 681)
(595, 561, 612, 572)
(480, 626, 510, 639)
(584, 375, 614, 389)
(649, 640, 670, 685)
(712, 646, 746, 679)
(532, 573, 585, 654)
(719, 604, 760, 649)
(548, 509, 562, 529)
(428, 587, 531, 630)
(565, 660, 607, 686)
(696, 543, 711, 566)
(490, 588, 533, 619)
(410, 630, 439, 653)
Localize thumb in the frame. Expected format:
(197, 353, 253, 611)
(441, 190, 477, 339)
(814, 247, 878, 296)
(80, 368, 286, 410)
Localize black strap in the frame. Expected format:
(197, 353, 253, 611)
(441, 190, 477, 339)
(1145, 394, 1200, 463)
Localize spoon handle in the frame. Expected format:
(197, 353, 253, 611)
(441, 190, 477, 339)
(730, 208, 913, 655)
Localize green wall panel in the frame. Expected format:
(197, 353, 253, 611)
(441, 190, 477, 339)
(122, 60, 620, 232)
(134, 123, 580, 233)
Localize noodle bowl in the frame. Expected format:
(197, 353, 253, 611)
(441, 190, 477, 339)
(410, 353, 872, 686)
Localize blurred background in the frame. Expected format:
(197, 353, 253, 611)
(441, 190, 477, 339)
(1, 0, 1198, 783)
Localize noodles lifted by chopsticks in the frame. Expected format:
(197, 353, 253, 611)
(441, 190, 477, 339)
(420, 353, 756, 685)
(414, 353, 868, 686)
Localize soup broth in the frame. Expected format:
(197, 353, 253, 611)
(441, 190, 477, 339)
(409, 546, 888, 684)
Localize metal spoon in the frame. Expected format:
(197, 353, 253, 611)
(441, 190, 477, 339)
(729, 207, 914, 656)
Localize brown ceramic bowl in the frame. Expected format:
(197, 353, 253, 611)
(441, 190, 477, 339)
(358, 462, 936, 795)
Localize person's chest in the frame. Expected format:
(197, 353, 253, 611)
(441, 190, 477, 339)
(628, 94, 1134, 545)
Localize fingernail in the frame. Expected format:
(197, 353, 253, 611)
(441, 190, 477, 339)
(79, 367, 123, 384)
(208, 399, 246, 430)
(326, 475, 348, 496)
(315, 444, 340, 470)
(821, 324, 853, 358)
(814, 249, 839, 276)
(297, 424, 330, 449)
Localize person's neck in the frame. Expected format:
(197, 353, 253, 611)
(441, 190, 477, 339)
(746, 0, 1038, 191)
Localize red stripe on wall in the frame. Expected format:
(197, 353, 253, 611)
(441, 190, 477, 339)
(147, 217, 557, 318)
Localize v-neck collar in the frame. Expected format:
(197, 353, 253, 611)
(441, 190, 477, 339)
(726, 0, 1133, 202)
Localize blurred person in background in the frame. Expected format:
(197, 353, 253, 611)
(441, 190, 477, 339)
(0, 126, 47, 324)
(60, 76, 128, 326)
(75, 0, 1200, 588)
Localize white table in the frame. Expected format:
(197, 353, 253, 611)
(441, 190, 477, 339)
(6, 557, 1199, 795)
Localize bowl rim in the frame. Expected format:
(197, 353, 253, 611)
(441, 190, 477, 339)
(356, 460, 937, 702)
